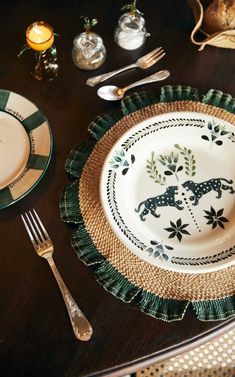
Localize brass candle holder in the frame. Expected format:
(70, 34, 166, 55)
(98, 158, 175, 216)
(19, 21, 59, 80)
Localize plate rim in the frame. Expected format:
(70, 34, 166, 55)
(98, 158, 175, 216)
(0, 89, 53, 209)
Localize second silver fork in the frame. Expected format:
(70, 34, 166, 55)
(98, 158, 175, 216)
(86, 47, 166, 87)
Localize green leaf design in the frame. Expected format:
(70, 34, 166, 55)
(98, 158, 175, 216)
(122, 168, 129, 175)
(158, 159, 166, 166)
(109, 149, 133, 173)
(165, 170, 173, 176)
(220, 130, 229, 136)
(174, 144, 196, 177)
(146, 152, 166, 186)
(157, 151, 181, 181)
(165, 245, 173, 250)
(114, 156, 122, 162)
(147, 240, 173, 262)
(203, 120, 230, 148)
(131, 155, 135, 164)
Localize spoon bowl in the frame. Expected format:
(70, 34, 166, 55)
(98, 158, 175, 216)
(97, 85, 121, 101)
(97, 69, 170, 101)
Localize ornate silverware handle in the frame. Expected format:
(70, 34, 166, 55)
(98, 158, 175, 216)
(47, 256, 93, 341)
(86, 63, 136, 87)
(122, 70, 170, 94)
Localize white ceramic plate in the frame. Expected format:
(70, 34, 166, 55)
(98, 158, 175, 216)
(100, 111, 235, 273)
(0, 89, 52, 209)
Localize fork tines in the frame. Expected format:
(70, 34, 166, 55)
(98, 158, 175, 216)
(142, 47, 166, 63)
(143, 46, 163, 58)
(21, 209, 51, 248)
(138, 47, 165, 69)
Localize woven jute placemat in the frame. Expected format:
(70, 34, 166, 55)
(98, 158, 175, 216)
(60, 85, 235, 321)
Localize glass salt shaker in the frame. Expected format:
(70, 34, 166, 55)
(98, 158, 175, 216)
(72, 31, 106, 70)
(114, 12, 150, 50)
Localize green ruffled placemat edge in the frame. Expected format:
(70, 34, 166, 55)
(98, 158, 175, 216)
(60, 85, 235, 322)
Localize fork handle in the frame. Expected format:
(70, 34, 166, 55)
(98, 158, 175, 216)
(86, 63, 136, 87)
(47, 257, 93, 341)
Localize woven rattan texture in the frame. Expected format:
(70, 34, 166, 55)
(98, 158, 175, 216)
(79, 101, 235, 301)
(136, 329, 235, 377)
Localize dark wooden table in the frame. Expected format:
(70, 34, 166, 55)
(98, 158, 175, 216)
(1, 1, 235, 376)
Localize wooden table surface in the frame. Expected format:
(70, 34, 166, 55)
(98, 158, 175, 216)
(1, 1, 235, 376)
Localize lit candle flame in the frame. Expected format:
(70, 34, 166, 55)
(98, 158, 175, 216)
(26, 21, 54, 51)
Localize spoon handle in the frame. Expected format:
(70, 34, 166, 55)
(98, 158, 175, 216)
(119, 70, 170, 96)
(86, 63, 137, 87)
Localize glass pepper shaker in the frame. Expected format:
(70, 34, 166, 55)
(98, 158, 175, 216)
(114, 1, 150, 50)
(72, 16, 106, 70)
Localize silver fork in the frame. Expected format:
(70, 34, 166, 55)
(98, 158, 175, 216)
(86, 47, 166, 87)
(21, 209, 93, 341)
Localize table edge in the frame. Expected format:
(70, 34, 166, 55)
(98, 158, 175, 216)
(86, 317, 235, 377)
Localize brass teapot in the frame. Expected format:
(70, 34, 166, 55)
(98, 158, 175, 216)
(188, 0, 235, 49)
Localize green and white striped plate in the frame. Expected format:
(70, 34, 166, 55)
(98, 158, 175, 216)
(0, 89, 53, 209)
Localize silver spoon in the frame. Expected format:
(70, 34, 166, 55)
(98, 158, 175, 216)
(97, 70, 170, 101)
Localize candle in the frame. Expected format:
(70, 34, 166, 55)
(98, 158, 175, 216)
(26, 21, 54, 51)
